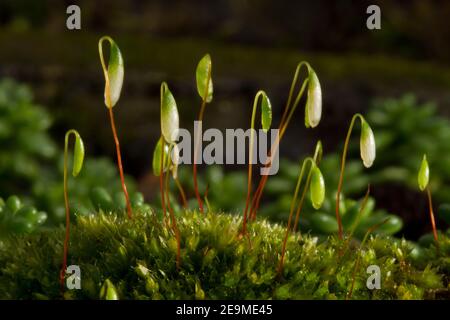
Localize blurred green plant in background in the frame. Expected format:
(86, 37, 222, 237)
(0, 79, 144, 227)
(364, 95, 450, 203)
(0, 195, 47, 238)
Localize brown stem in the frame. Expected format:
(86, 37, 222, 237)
(159, 138, 167, 224)
(277, 171, 303, 275)
(60, 149, 70, 293)
(336, 114, 362, 240)
(339, 185, 371, 258)
(193, 122, 204, 214)
(347, 218, 389, 299)
(193, 65, 212, 214)
(426, 188, 439, 247)
(292, 174, 311, 233)
(165, 166, 181, 269)
(175, 178, 188, 208)
(249, 81, 307, 221)
(108, 107, 133, 219)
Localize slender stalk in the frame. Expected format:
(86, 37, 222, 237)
(60, 133, 71, 291)
(108, 107, 132, 219)
(242, 92, 265, 234)
(335, 114, 364, 240)
(426, 187, 439, 247)
(204, 183, 212, 213)
(292, 143, 322, 232)
(339, 185, 371, 258)
(193, 64, 212, 214)
(291, 173, 311, 233)
(347, 218, 389, 300)
(159, 137, 167, 224)
(175, 178, 188, 208)
(165, 163, 181, 268)
(277, 158, 314, 275)
(280, 79, 309, 137)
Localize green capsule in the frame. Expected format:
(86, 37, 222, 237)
(98, 36, 124, 108)
(360, 119, 376, 168)
(310, 166, 325, 209)
(418, 154, 429, 191)
(196, 54, 213, 103)
(305, 69, 322, 128)
(260, 92, 272, 132)
(160, 82, 179, 144)
(152, 137, 170, 176)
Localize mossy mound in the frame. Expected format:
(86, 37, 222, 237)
(0, 210, 448, 300)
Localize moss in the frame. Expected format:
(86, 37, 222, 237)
(0, 209, 448, 300)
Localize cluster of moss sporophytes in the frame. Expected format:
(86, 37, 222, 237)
(1, 36, 449, 300)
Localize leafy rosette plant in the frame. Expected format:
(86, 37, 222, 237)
(0, 195, 47, 238)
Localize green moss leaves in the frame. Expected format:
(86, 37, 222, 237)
(418, 154, 429, 191)
(160, 82, 179, 144)
(100, 279, 119, 300)
(360, 119, 376, 168)
(1, 210, 447, 300)
(65, 129, 85, 177)
(98, 36, 124, 108)
(196, 54, 213, 103)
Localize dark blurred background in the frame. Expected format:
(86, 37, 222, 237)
(1, 0, 450, 236)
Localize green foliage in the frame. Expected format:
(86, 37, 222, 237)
(0, 195, 47, 238)
(0, 79, 57, 194)
(0, 79, 141, 224)
(363, 95, 450, 203)
(88, 187, 149, 215)
(0, 210, 446, 300)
